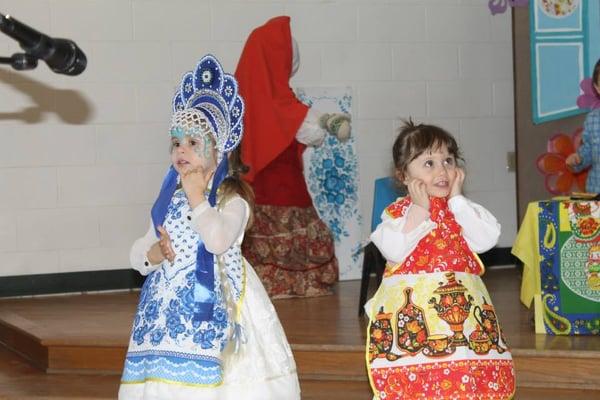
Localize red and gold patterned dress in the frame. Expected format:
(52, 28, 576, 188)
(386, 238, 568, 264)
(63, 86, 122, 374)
(366, 197, 515, 400)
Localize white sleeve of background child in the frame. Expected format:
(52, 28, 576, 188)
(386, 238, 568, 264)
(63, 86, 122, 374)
(130, 221, 161, 276)
(190, 196, 249, 255)
(448, 195, 501, 253)
(296, 108, 327, 147)
(370, 204, 437, 264)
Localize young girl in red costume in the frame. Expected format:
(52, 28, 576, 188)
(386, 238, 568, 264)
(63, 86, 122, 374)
(365, 120, 515, 399)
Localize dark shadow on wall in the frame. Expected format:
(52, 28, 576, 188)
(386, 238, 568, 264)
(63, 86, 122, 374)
(0, 67, 93, 124)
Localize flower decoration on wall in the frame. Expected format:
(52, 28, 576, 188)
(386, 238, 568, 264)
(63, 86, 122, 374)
(577, 78, 600, 110)
(488, 0, 529, 15)
(540, 0, 579, 18)
(536, 127, 588, 195)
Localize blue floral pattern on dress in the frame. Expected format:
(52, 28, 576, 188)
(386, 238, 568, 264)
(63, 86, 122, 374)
(194, 328, 217, 349)
(127, 190, 230, 354)
(150, 329, 165, 346)
(123, 186, 250, 387)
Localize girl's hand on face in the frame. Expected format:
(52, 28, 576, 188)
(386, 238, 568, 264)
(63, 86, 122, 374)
(565, 153, 581, 168)
(156, 225, 176, 263)
(450, 168, 465, 198)
(408, 178, 430, 211)
(180, 167, 215, 208)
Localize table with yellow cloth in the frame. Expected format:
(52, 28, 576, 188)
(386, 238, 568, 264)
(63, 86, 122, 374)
(511, 199, 600, 335)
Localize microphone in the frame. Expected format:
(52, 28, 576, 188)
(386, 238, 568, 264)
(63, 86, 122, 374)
(0, 13, 86, 76)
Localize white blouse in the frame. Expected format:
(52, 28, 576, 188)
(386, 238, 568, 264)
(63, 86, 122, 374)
(296, 108, 327, 147)
(370, 195, 501, 265)
(130, 196, 249, 275)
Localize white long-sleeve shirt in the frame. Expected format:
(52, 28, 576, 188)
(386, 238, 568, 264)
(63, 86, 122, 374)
(296, 108, 327, 146)
(130, 196, 249, 275)
(370, 195, 501, 265)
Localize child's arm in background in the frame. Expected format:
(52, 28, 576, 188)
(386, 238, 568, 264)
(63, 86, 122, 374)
(296, 108, 351, 146)
(566, 111, 597, 172)
(130, 222, 162, 275)
(370, 203, 436, 264)
(190, 196, 249, 255)
(448, 195, 500, 253)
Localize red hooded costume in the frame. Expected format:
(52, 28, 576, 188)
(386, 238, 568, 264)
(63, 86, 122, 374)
(234, 16, 338, 299)
(235, 16, 312, 207)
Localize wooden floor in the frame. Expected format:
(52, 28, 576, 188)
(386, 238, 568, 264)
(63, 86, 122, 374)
(1, 267, 599, 399)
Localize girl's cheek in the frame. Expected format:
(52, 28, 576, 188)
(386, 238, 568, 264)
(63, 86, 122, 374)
(191, 144, 214, 167)
(197, 151, 216, 170)
(201, 157, 214, 170)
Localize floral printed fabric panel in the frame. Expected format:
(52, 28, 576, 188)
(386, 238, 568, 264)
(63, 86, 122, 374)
(296, 86, 363, 280)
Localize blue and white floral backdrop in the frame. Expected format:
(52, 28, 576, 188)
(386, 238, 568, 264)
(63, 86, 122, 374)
(296, 87, 363, 280)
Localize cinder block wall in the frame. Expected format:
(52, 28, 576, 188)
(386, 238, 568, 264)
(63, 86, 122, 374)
(0, 0, 515, 277)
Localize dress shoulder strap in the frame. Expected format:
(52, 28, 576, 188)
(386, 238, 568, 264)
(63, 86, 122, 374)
(384, 196, 411, 219)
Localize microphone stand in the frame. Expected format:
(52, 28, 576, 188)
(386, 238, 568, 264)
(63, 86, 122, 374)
(0, 12, 40, 71)
(0, 12, 86, 75)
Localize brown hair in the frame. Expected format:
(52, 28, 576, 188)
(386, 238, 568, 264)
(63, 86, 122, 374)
(218, 147, 255, 229)
(392, 118, 463, 185)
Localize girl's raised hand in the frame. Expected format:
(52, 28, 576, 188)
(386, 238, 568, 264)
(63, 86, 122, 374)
(157, 225, 176, 263)
(565, 153, 581, 168)
(408, 178, 430, 211)
(180, 167, 215, 208)
(450, 168, 465, 198)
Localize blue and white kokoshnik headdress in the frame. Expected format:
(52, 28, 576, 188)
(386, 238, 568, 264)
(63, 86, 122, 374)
(150, 54, 244, 322)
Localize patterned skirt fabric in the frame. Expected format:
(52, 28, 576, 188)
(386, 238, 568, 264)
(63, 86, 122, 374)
(119, 263, 300, 400)
(366, 271, 515, 400)
(242, 204, 338, 298)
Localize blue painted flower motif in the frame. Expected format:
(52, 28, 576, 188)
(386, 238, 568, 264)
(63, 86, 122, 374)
(328, 218, 346, 240)
(212, 307, 228, 330)
(138, 283, 150, 308)
(166, 312, 186, 339)
(193, 328, 217, 349)
(351, 243, 363, 263)
(295, 88, 365, 278)
(133, 324, 154, 345)
(150, 329, 165, 346)
(295, 91, 360, 243)
(144, 300, 160, 322)
(175, 285, 195, 317)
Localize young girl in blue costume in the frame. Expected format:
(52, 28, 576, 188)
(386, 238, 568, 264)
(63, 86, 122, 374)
(119, 55, 300, 400)
(566, 58, 600, 193)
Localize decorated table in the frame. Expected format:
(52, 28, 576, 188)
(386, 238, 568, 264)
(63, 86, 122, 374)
(512, 198, 600, 335)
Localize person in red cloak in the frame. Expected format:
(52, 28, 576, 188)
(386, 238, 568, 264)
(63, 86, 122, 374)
(235, 16, 350, 298)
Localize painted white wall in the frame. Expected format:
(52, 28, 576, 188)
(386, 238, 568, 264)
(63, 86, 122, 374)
(0, 0, 516, 277)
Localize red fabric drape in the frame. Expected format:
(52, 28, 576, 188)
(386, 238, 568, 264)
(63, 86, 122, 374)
(235, 16, 313, 206)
